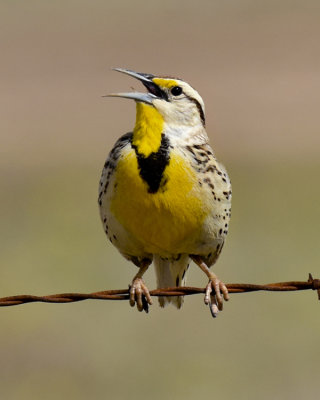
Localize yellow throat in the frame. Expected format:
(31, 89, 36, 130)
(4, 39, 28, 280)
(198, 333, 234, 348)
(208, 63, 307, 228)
(132, 102, 164, 157)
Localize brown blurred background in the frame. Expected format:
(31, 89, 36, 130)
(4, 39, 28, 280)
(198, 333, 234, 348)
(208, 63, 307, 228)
(1, 1, 320, 399)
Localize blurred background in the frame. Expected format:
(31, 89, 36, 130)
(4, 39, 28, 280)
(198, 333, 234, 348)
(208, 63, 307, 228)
(1, 1, 319, 399)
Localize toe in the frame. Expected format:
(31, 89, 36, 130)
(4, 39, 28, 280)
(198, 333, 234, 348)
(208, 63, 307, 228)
(213, 280, 224, 310)
(209, 295, 219, 318)
(135, 285, 144, 312)
(204, 282, 212, 305)
(221, 282, 230, 301)
(141, 282, 153, 305)
(141, 295, 149, 313)
(129, 286, 136, 307)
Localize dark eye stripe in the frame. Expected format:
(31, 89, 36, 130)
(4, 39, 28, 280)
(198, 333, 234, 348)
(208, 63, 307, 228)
(194, 99, 205, 126)
(185, 95, 205, 126)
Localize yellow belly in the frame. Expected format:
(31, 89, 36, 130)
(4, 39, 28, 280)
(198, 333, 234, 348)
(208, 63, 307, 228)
(111, 150, 208, 254)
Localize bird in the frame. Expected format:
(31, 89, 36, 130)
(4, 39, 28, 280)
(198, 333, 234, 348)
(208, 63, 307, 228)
(98, 68, 232, 317)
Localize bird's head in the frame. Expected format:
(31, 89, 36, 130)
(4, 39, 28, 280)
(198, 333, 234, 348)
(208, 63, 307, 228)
(107, 68, 206, 130)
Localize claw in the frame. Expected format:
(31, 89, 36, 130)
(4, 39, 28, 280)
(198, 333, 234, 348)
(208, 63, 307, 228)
(205, 275, 229, 318)
(209, 294, 219, 318)
(190, 255, 229, 318)
(129, 277, 153, 313)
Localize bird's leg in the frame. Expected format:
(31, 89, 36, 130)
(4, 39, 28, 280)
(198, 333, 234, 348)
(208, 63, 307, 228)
(190, 255, 229, 318)
(130, 259, 153, 313)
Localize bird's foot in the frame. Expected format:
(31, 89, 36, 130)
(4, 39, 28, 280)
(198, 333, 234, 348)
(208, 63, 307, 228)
(204, 274, 229, 318)
(129, 277, 153, 313)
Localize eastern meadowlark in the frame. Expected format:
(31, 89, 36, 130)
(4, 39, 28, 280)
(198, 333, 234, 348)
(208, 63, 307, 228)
(99, 68, 232, 317)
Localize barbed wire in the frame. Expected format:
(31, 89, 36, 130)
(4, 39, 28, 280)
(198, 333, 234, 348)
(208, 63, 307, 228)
(0, 274, 319, 307)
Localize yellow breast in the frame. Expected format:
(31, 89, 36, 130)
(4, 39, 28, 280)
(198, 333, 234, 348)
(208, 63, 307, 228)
(110, 149, 208, 254)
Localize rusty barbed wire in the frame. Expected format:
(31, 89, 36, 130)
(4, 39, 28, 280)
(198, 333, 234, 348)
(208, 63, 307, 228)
(0, 274, 319, 307)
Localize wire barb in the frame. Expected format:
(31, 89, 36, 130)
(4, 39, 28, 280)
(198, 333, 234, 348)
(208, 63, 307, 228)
(309, 273, 320, 300)
(0, 274, 319, 307)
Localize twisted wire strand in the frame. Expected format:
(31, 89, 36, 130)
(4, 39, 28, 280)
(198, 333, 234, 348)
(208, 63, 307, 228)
(1, 274, 319, 307)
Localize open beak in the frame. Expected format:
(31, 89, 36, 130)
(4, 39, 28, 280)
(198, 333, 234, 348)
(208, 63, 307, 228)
(104, 68, 168, 104)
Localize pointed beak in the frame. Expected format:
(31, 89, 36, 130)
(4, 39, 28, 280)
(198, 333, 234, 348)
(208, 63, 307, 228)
(104, 68, 168, 104)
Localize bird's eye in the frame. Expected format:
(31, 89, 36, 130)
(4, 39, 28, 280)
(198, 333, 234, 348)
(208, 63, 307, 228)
(171, 86, 183, 96)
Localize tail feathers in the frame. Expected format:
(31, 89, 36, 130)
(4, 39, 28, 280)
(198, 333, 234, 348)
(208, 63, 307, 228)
(154, 255, 189, 309)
